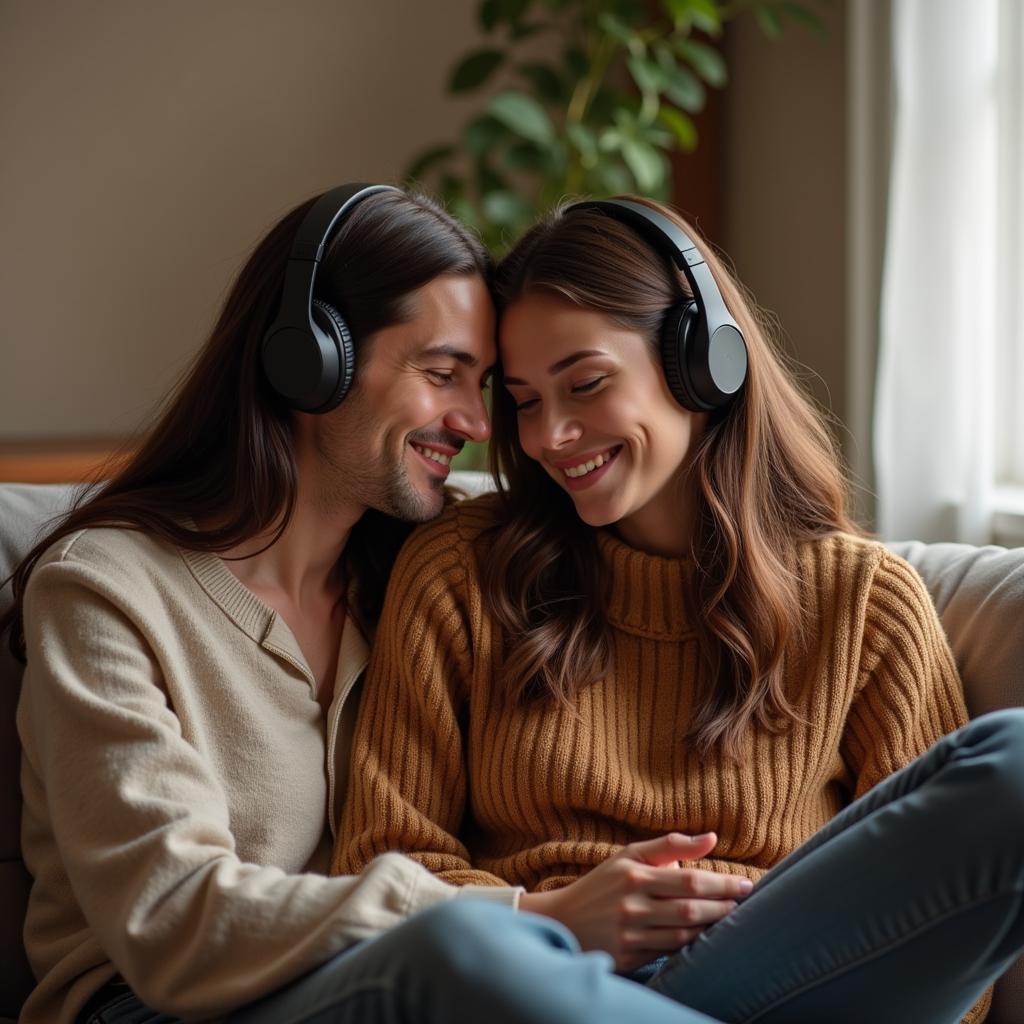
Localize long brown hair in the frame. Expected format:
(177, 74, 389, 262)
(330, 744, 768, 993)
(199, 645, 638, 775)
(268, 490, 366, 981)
(2, 188, 488, 662)
(484, 196, 860, 757)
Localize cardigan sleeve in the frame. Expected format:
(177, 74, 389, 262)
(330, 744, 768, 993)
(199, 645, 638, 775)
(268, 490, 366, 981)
(332, 514, 522, 899)
(18, 553, 465, 1019)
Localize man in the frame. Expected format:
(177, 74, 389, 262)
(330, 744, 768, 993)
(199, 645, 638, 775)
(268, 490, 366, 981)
(5, 184, 700, 1024)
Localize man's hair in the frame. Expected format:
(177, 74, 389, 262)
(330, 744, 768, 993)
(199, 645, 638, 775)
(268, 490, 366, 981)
(1, 189, 489, 661)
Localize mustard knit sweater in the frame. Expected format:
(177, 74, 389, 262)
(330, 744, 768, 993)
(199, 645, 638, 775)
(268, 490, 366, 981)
(334, 495, 987, 1020)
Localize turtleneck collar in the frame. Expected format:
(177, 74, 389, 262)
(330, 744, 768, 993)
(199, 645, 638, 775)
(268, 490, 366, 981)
(596, 529, 695, 641)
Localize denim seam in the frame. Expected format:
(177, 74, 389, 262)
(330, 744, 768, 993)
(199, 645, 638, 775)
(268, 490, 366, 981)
(737, 883, 1024, 1024)
(259, 978, 398, 1024)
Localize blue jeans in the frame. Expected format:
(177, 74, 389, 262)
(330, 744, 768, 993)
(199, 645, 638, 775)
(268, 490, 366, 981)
(80, 710, 1024, 1024)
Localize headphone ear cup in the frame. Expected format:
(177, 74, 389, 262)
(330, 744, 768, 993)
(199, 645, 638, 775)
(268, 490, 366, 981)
(660, 301, 705, 411)
(311, 299, 355, 412)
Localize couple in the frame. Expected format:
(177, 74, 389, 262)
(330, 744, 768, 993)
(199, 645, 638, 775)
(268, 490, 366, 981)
(5, 183, 1022, 1024)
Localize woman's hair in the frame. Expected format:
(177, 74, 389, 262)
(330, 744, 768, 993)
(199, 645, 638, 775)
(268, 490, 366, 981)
(1, 188, 489, 662)
(484, 195, 861, 757)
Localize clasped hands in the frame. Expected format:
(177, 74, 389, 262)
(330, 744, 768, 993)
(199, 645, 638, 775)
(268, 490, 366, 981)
(518, 832, 753, 972)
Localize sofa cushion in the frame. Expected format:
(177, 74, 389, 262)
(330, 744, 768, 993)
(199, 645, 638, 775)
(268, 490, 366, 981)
(0, 483, 79, 1019)
(887, 541, 1024, 718)
(1, 482, 1021, 1021)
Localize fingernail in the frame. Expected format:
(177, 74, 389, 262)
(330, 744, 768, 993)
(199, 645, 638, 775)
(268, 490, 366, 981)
(739, 879, 754, 894)
(694, 831, 715, 841)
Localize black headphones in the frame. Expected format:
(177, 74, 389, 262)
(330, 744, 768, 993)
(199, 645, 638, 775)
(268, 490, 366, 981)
(566, 199, 748, 412)
(262, 182, 401, 413)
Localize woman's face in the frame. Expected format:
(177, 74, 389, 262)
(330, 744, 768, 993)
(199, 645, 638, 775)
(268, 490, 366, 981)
(500, 291, 706, 535)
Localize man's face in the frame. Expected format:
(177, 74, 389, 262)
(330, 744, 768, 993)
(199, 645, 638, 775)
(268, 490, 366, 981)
(311, 273, 495, 522)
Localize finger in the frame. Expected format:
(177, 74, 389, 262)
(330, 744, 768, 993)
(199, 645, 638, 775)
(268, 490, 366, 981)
(645, 866, 754, 900)
(631, 897, 738, 929)
(623, 831, 717, 867)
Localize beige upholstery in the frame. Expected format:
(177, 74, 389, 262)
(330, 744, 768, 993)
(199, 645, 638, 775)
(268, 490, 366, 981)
(0, 480, 1021, 1022)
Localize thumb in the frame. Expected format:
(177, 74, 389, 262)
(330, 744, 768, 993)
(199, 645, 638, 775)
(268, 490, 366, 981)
(624, 831, 718, 867)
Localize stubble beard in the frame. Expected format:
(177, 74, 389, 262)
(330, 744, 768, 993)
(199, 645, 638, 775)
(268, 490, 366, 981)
(314, 415, 444, 525)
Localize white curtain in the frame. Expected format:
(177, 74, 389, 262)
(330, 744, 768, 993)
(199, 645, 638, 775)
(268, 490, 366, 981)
(875, 0, 1001, 544)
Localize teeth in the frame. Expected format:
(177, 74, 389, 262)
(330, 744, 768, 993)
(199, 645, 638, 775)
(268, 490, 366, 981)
(564, 448, 615, 478)
(412, 444, 453, 467)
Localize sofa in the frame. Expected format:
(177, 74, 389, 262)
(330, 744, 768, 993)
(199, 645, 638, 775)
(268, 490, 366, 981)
(1, 476, 1022, 1023)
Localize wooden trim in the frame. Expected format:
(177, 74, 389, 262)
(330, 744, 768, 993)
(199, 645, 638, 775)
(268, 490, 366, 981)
(0, 439, 132, 484)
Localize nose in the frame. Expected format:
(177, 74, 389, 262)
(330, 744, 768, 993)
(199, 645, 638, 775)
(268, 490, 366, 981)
(537, 403, 582, 451)
(443, 387, 491, 444)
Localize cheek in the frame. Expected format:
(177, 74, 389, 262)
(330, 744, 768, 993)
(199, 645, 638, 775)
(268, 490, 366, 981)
(514, 415, 543, 459)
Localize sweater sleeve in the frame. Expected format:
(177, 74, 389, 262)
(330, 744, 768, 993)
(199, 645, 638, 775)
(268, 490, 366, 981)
(841, 549, 970, 799)
(19, 556, 463, 1019)
(332, 515, 520, 898)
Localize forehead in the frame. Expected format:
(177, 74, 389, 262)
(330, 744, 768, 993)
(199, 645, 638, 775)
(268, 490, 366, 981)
(366, 273, 496, 367)
(499, 291, 636, 376)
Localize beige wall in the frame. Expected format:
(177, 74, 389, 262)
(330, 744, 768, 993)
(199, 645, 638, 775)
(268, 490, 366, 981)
(0, 0, 491, 439)
(1, 1, 853, 449)
(722, 3, 849, 433)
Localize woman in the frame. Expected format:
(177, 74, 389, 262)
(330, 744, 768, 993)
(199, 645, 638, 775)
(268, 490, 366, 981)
(334, 196, 1024, 1023)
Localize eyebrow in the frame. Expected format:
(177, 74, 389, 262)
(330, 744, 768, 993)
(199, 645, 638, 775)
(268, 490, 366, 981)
(503, 349, 606, 386)
(417, 344, 489, 371)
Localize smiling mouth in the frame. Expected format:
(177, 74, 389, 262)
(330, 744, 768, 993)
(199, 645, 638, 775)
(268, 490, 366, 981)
(410, 442, 456, 468)
(559, 445, 622, 480)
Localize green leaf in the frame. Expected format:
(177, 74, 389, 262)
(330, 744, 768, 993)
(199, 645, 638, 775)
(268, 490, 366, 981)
(675, 38, 727, 87)
(511, 20, 547, 40)
(449, 49, 505, 93)
(663, 62, 705, 112)
(463, 114, 509, 155)
(479, 0, 531, 32)
(482, 190, 534, 226)
(662, 0, 693, 27)
(567, 122, 598, 166)
(564, 45, 588, 80)
(475, 156, 509, 196)
(779, 1, 825, 34)
(657, 106, 698, 151)
(504, 139, 548, 170)
(479, 0, 501, 32)
(622, 138, 665, 193)
(638, 121, 674, 149)
(517, 61, 564, 102)
(755, 4, 783, 37)
(687, 0, 724, 35)
(597, 11, 636, 48)
(450, 196, 482, 233)
(618, 138, 667, 193)
(488, 90, 555, 146)
(591, 160, 634, 196)
(598, 126, 625, 153)
(498, 0, 530, 24)
(627, 55, 665, 95)
(404, 144, 455, 184)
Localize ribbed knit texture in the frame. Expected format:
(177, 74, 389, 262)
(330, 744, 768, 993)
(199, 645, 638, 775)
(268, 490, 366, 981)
(334, 495, 987, 1022)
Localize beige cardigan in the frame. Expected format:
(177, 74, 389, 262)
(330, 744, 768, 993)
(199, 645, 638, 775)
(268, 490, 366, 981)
(17, 525, 520, 1024)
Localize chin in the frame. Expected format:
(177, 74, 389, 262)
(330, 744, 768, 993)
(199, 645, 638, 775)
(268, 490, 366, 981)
(570, 496, 622, 529)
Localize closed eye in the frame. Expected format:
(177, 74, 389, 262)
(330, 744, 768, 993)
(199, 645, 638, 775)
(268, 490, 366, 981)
(573, 376, 606, 393)
(426, 370, 454, 385)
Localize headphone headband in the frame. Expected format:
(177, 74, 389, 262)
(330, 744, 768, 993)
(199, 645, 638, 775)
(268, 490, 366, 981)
(565, 198, 748, 411)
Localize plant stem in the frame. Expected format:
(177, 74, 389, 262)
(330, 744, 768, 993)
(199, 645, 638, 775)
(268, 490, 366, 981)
(564, 28, 616, 195)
